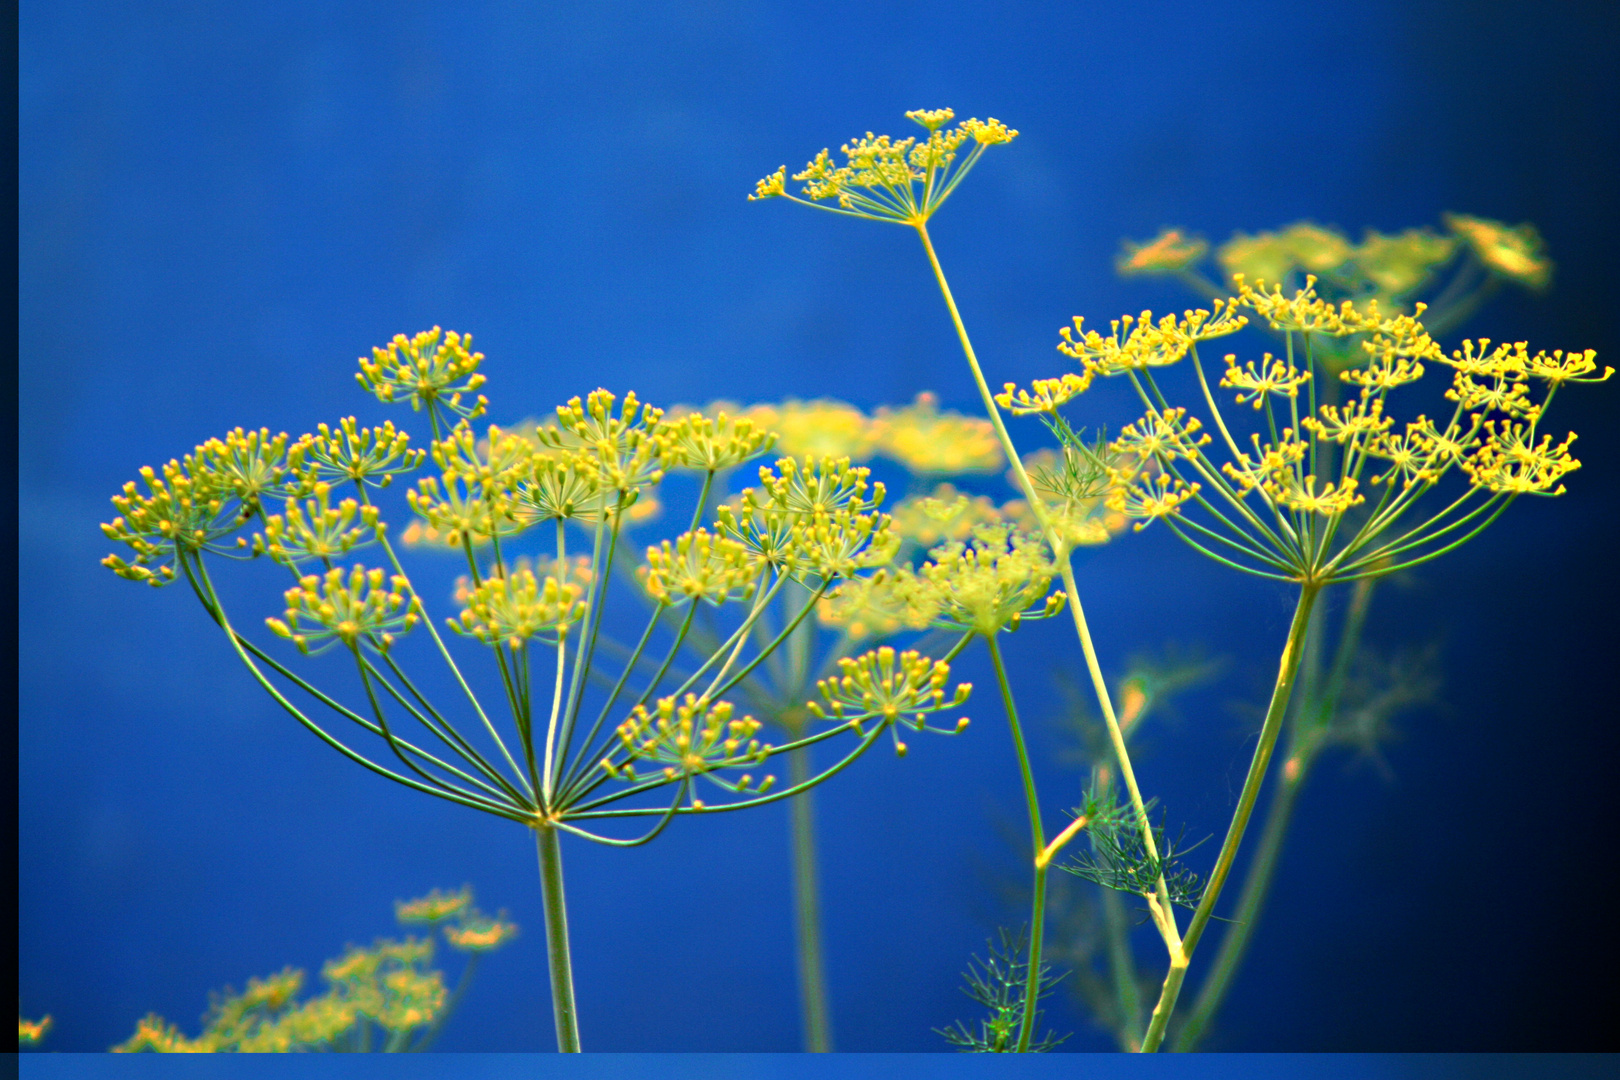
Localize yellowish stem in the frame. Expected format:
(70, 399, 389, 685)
(913, 220, 1175, 924)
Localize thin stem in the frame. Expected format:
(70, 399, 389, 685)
(1169, 757, 1303, 1052)
(1138, 583, 1320, 1051)
(915, 220, 1170, 917)
(408, 952, 480, 1051)
(787, 746, 833, 1052)
(534, 824, 581, 1052)
(986, 633, 1047, 1054)
(1171, 577, 1375, 1050)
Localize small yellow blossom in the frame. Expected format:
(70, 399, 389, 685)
(357, 327, 488, 419)
(267, 564, 418, 654)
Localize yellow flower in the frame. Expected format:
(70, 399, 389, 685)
(640, 528, 759, 607)
(451, 567, 586, 648)
(806, 646, 972, 753)
(742, 398, 879, 461)
(395, 886, 472, 925)
(609, 694, 765, 780)
(267, 564, 418, 654)
(1220, 352, 1312, 409)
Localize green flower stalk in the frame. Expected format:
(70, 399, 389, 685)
(101, 332, 974, 1052)
(752, 108, 1160, 1052)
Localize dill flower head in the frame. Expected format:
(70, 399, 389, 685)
(639, 527, 759, 607)
(666, 409, 777, 472)
(1218, 223, 1355, 286)
(451, 566, 586, 648)
(815, 568, 937, 641)
(357, 327, 488, 419)
(806, 646, 973, 754)
(321, 939, 445, 1035)
(290, 417, 424, 491)
(1035, 281, 1609, 583)
(751, 108, 1017, 226)
(442, 911, 519, 952)
(1444, 213, 1552, 291)
(894, 522, 1064, 636)
(395, 886, 472, 925)
(542, 389, 672, 497)
(742, 398, 879, 461)
(101, 447, 266, 586)
(873, 392, 1004, 474)
(890, 484, 1003, 548)
(1353, 228, 1458, 296)
(608, 694, 766, 782)
(252, 483, 384, 565)
(266, 564, 418, 654)
(717, 455, 898, 580)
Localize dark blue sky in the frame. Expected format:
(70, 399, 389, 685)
(20, 0, 1620, 1054)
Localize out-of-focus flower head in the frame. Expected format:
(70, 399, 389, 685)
(1444, 213, 1553, 291)
(742, 398, 880, 462)
(1116, 228, 1209, 277)
(873, 392, 1003, 474)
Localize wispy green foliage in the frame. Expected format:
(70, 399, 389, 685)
(937, 929, 1068, 1053)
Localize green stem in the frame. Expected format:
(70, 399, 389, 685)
(1172, 576, 1375, 1050)
(1138, 583, 1320, 1052)
(534, 824, 581, 1052)
(787, 746, 833, 1052)
(1170, 753, 1304, 1051)
(409, 952, 480, 1051)
(1101, 886, 1144, 1051)
(986, 633, 1047, 1053)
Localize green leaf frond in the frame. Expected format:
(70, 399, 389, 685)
(1063, 795, 1206, 910)
(936, 928, 1070, 1053)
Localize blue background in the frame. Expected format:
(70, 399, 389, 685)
(19, 0, 1620, 1054)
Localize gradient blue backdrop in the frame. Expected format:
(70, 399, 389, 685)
(20, 0, 1620, 1053)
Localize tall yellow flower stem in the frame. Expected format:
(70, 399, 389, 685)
(913, 221, 1174, 921)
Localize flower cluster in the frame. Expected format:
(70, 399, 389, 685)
(717, 456, 899, 581)
(356, 327, 488, 419)
(872, 392, 1003, 474)
(266, 564, 418, 654)
(451, 566, 586, 648)
(605, 694, 767, 789)
(640, 528, 759, 607)
(806, 646, 972, 755)
(1021, 280, 1607, 582)
(751, 108, 1017, 226)
(886, 523, 1065, 636)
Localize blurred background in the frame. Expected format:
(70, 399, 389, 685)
(19, 0, 1620, 1053)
